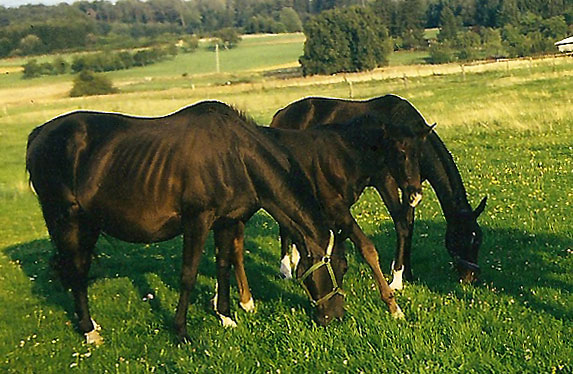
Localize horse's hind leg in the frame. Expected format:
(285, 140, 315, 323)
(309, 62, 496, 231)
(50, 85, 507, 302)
(43, 200, 101, 344)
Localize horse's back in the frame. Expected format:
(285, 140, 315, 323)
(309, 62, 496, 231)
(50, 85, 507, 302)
(26, 101, 291, 242)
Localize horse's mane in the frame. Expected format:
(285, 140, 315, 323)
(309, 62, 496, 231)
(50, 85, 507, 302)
(230, 106, 261, 129)
(428, 131, 470, 209)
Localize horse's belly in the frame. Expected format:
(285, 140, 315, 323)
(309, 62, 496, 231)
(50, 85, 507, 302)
(101, 210, 182, 243)
(89, 196, 182, 243)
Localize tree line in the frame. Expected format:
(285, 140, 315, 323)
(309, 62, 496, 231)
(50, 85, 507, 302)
(301, 0, 571, 74)
(1, 0, 571, 75)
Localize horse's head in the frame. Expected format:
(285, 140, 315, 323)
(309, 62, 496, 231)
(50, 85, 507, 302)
(384, 123, 436, 208)
(446, 196, 487, 283)
(297, 231, 347, 326)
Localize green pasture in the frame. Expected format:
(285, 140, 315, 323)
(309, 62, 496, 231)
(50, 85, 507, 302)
(0, 37, 571, 373)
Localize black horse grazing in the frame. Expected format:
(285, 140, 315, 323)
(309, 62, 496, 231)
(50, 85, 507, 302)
(26, 101, 345, 344)
(215, 113, 432, 325)
(270, 95, 487, 287)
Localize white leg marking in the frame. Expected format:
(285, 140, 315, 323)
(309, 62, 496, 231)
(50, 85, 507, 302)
(391, 305, 405, 319)
(389, 261, 404, 291)
(290, 244, 300, 273)
(91, 318, 101, 331)
(280, 254, 293, 279)
(85, 320, 103, 345)
(409, 192, 422, 207)
(217, 313, 237, 328)
(212, 282, 219, 312)
(239, 297, 255, 313)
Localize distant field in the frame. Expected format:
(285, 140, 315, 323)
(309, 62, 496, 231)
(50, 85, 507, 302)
(0, 34, 571, 373)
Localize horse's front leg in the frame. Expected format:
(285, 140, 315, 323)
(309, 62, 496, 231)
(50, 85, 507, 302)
(374, 175, 415, 290)
(344, 214, 404, 319)
(279, 225, 298, 279)
(174, 211, 213, 343)
(230, 221, 255, 313)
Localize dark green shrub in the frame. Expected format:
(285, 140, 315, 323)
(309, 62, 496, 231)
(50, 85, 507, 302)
(212, 28, 242, 49)
(179, 35, 199, 52)
(69, 70, 118, 97)
(22, 59, 43, 79)
(300, 6, 392, 76)
(279, 7, 302, 33)
(52, 57, 68, 75)
(428, 42, 457, 64)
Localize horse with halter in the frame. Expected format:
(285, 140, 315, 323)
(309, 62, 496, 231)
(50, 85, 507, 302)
(26, 101, 346, 344)
(214, 112, 432, 325)
(270, 94, 487, 288)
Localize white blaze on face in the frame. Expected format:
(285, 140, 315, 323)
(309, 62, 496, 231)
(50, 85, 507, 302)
(29, 181, 38, 196)
(291, 244, 300, 272)
(409, 191, 422, 207)
(389, 262, 404, 291)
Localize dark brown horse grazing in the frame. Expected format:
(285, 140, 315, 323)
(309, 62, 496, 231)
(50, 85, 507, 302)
(26, 101, 345, 344)
(214, 113, 432, 325)
(270, 95, 487, 288)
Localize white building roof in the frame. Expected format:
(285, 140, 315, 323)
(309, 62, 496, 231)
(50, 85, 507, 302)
(555, 36, 573, 46)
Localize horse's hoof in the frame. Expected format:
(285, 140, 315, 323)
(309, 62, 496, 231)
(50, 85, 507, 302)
(85, 329, 104, 345)
(240, 298, 255, 313)
(177, 333, 192, 344)
(391, 305, 405, 320)
(217, 313, 237, 328)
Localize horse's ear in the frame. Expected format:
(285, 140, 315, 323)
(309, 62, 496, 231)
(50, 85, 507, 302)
(474, 196, 487, 218)
(418, 123, 437, 139)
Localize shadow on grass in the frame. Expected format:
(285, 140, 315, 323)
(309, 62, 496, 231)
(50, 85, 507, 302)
(369, 220, 571, 321)
(4, 214, 571, 337)
(3, 212, 306, 338)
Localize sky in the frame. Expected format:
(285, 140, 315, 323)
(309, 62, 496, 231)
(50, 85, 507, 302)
(1, 0, 95, 7)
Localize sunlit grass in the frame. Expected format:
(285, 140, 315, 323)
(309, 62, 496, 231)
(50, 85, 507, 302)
(0, 42, 571, 373)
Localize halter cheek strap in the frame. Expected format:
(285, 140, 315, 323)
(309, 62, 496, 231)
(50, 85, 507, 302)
(298, 231, 346, 306)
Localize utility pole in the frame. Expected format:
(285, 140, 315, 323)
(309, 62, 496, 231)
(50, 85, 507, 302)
(215, 43, 220, 73)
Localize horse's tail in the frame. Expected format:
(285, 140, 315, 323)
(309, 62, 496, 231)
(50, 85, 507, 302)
(25, 125, 47, 195)
(25, 115, 86, 206)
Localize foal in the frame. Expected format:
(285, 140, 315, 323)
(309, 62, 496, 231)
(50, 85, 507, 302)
(215, 114, 433, 324)
(270, 95, 487, 287)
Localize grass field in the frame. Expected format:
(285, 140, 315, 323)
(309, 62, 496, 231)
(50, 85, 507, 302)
(0, 34, 571, 373)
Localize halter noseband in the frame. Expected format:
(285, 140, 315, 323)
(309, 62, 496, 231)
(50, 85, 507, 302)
(298, 231, 346, 306)
(452, 255, 481, 273)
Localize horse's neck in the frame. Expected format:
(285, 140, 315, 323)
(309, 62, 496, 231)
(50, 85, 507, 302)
(245, 137, 326, 249)
(423, 133, 472, 221)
